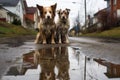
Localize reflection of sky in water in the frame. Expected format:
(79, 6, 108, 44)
(2, 47, 120, 80)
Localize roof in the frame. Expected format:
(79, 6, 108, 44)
(26, 7, 37, 14)
(23, 0, 37, 14)
(0, 6, 18, 17)
(94, 8, 107, 16)
(23, 0, 37, 22)
(0, 0, 19, 6)
(24, 7, 37, 22)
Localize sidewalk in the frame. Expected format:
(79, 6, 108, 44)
(69, 37, 120, 44)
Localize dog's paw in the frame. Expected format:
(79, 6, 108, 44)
(58, 39, 61, 44)
(51, 39, 55, 44)
(43, 41, 46, 44)
(51, 41, 55, 44)
(66, 40, 69, 44)
(34, 40, 38, 44)
(59, 41, 61, 44)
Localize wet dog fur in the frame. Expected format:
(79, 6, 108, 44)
(34, 3, 57, 44)
(55, 8, 70, 44)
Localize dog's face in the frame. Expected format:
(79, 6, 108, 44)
(37, 3, 57, 20)
(57, 8, 70, 20)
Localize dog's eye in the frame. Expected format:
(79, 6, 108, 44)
(44, 11, 47, 14)
(49, 11, 52, 13)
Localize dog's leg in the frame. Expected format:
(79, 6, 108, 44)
(34, 32, 41, 44)
(42, 35, 46, 44)
(59, 34, 61, 44)
(34, 50, 40, 65)
(66, 34, 69, 43)
(51, 34, 55, 44)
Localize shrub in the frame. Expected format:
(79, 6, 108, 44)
(12, 19, 21, 25)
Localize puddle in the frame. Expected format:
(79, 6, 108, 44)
(1, 47, 120, 80)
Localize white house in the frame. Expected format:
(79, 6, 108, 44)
(0, 6, 19, 23)
(0, 0, 26, 27)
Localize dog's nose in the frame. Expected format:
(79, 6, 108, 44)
(62, 16, 65, 19)
(47, 16, 50, 19)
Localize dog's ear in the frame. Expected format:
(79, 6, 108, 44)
(57, 9, 61, 15)
(51, 3, 57, 11)
(36, 4, 43, 16)
(51, 3, 57, 16)
(66, 8, 70, 14)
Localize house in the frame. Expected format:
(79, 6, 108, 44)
(86, 15, 94, 28)
(92, 0, 120, 31)
(104, 0, 120, 26)
(0, 0, 26, 27)
(0, 6, 19, 23)
(23, 0, 38, 29)
(0, 0, 38, 28)
(94, 8, 108, 30)
(82, 8, 108, 33)
(24, 7, 38, 29)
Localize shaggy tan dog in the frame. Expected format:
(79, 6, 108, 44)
(35, 3, 57, 44)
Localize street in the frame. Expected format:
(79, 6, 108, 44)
(0, 37, 120, 80)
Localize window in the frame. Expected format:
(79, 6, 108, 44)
(117, 9, 120, 18)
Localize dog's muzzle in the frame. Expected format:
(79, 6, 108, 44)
(47, 16, 50, 19)
(62, 16, 65, 20)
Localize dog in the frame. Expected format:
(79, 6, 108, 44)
(34, 3, 57, 44)
(56, 47, 70, 80)
(55, 8, 70, 44)
(35, 48, 56, 80)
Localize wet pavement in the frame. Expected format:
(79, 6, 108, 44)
(0, 37, 120, 80)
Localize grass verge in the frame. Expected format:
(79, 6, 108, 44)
(81, 27, 120, 39)
(0, 21, 36, 37)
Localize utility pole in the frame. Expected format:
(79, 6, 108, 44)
(84, 1, 87, 79)
(84, 0, 87, 28)
(84, 56, 86, 80)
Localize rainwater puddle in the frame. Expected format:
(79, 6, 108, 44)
(1, 46, 120, 80)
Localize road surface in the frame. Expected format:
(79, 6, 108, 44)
(0, 37, 120, 80)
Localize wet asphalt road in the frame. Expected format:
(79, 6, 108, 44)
(0, 37, 120, 80)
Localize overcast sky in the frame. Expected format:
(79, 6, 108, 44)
(26, 0, 107, 28)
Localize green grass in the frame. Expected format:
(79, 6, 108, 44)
(0, 21, 36, 37)
(81, 27, 120, 38)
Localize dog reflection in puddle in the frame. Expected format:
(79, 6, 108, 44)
(34, 47, 69, 80)
(55, 47, 70, 80)
(34, 48, 55, 80)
